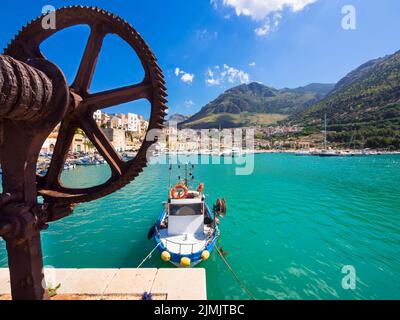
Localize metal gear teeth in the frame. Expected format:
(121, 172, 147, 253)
(155, 87, 167, 96)
(157, 80, 167, 89)
(153, 76, 166, 85)
(156, 97, 168, 105)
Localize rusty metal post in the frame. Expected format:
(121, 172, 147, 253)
(0, 54, 69, 300)
(2, 204, 48, 299)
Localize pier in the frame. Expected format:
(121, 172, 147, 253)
(0, 268, 207, 300)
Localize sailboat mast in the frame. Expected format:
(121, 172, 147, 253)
(324, 113, 327, 149)
(168, 164, 172, 190)
(184, 163, 188, 187)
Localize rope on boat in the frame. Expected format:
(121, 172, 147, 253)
(216, 246, 257, 300)
(136, 242, 161, 269)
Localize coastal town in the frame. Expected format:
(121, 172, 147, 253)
(38, 112, 398, 172)
(41, 111, 149, 155)
(40, 111, 307, 158)
(37, 111, 149, 173)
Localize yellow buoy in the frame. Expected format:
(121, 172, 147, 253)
(180, 257, 191, 267)
(161, 251, 171, 262)
(201, 250, 210, 261)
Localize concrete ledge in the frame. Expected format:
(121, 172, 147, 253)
(0, 270, 9, 295)
(152, 268, 207, 300)
(0, 268, 206, 300)
(104, 268, 158, 295)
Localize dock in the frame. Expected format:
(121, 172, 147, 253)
(0, 268, 207, 300)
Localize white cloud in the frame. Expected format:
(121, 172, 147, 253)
(254, 11, 282, 36)
(274, 12, 282, 26)
(205, 64, 250, 86)
(174, 67, 182, 76)
(255, 23, 270, 36)
(249, 62, 256, 67)
(214, 0, 318, 37)
(184, 100, 195, 108)
(181, 73, 194, 84)
(174, 67, 194, 84)
(206, 78, 221, 86)
(181, 73, 194, 83)
(222, 64, 250, 83)
(196, 29, 208, 38)
(221, 0, 318, 20)
(195, 29, 218, 39)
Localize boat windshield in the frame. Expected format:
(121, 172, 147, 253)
(169, 203, 203, 216)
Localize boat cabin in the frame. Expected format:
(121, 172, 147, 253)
(167, 198, 205, 236)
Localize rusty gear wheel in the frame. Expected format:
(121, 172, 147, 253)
(3, 6, 167, 204)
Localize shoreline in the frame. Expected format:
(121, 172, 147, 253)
(158, 149, 400, 156)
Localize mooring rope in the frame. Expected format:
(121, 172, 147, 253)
(216, 246, 257, 300)
(137, 242, 161, 269)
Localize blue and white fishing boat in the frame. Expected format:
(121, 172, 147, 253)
(149, 164, 226, 267)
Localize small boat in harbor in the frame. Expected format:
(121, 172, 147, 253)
(295, 150, 312, 156)
(311, 149, 345, 157)
(231, 147, 243, 157)
(75, 155, 105, 166)
(148, 164, 226, 267)
(309, 114, 350, 157)
(63, 162, 76, 170)
(220, 149, 232, 157)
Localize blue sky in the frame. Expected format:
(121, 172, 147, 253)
(1, 0, 400, 118)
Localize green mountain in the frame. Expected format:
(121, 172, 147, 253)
(292, 50, 400, 149)
(167, 113, 190, 124)
(287, 83, 336, 96)
(180, 82, 334, 129)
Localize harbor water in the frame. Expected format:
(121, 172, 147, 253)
(1, 153, 399, 299)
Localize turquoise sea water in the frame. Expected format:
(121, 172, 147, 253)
(1, 154, 400, 299)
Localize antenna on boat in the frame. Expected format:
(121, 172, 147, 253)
(168, 164, 172, 191)
(184, 162, 188, 187)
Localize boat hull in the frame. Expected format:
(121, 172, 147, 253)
(152, 205, 219, 267)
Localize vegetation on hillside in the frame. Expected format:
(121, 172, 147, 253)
(290, 50, 400, 149)
(180, 82, 333, 128)
(180, 112, 287, 129)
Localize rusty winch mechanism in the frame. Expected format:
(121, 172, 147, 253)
(0, 6, 167, 300)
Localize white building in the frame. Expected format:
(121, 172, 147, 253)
(127, 113, 140, 132)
